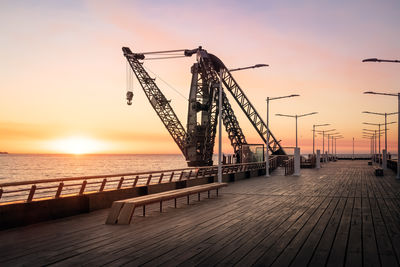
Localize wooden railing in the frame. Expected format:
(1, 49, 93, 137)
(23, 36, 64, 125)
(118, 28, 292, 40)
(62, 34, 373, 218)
(387, 159, 397, 173)
(0, 159, 277, 204)
(284, 157, 294, 175)
(301, 155, 316, 168)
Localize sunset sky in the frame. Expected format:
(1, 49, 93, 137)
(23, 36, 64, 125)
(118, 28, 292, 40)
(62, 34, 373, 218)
(1, 0, 399, 155)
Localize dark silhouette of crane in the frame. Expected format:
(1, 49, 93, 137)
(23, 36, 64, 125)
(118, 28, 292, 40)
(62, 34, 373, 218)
(122, 46, 286, 166)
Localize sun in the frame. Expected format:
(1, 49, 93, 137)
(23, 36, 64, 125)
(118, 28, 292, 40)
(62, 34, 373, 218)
(50, 136, 105, 154)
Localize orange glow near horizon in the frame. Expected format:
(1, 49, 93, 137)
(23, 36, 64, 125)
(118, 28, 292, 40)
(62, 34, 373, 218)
(48, 137, 108, 155)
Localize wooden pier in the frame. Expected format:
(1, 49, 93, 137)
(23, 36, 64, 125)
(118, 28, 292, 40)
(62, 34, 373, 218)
(1, 160, 400, 266)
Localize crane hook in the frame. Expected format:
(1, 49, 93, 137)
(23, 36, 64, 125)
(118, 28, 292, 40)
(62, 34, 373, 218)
(126, 91, 133, 105)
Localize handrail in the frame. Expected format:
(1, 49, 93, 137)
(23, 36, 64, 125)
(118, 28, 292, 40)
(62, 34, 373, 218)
(284, 156, 295, 175)
(0, 158, 278, 204)
(0, 160, 264, 187)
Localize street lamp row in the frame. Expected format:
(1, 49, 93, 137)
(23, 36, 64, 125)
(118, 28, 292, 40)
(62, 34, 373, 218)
(362, 57, 399, 178)
(275, 112, 318, 148)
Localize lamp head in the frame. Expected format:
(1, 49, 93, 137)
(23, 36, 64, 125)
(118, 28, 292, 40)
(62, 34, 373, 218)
(254, 64, 269, 68)
(362, 58, 378, 62)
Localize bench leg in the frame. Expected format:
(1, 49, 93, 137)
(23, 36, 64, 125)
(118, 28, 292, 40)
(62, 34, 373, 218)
(174, 198, 177, 208)
(160, 201, 162, 212)
(116, 203, 136, 225)
(208, 190, 210, 198)
(198, 192, 200, 201)
(143, 205, 146, 217)
(216, 188, 219, 197)
(187, 195, 190, 205)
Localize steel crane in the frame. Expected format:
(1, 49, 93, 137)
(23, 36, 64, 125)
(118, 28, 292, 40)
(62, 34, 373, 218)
(122, 46, 286, 166)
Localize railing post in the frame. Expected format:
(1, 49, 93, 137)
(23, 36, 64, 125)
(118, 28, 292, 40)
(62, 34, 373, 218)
(117, 177, 124, 189)
(133, 175, 139, 187)
(169, 172, 175, 182)
(294, 147, 301, 176)
(27, 185, 36, 202)
(158, 173, 164, 183)
(55, 182, 64, 198)
(146, 174, 152, 185)
(79, 181, 87, 195)
(316, 150, 321, 169)
(100, 179, 107, 191)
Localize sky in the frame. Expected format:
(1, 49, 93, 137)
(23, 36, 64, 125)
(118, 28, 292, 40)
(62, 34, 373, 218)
(0, 0, 399, 155)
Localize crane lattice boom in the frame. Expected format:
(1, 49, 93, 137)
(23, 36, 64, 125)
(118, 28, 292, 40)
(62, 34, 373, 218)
(122, 46, 285, 167)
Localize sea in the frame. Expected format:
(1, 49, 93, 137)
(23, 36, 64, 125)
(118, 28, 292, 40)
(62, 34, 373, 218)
(0, 154, 189, 184)
(0, 153, 390, 184)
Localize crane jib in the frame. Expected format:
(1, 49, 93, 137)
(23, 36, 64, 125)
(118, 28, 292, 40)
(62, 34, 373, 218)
(122, 46, 286, 167)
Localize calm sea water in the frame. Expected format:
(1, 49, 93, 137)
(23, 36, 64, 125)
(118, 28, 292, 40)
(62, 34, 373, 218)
(0, 153, 391, 184)
(0, 154, 189, 184)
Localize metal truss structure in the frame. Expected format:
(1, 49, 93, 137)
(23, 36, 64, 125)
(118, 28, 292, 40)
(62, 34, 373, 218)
(122, 46, 285, 167)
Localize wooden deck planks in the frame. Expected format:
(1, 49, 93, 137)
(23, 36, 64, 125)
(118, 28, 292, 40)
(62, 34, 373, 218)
(0, 160, 400, 266)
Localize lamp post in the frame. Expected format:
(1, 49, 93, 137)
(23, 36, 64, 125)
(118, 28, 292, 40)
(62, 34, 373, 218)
(227, 63, 270, 178)
(316, 129, 336, 162)
(276, 111, 317, 176)
(276, 112, 318, 148)
(362, 58, 400, 178)
(363, 128, 385, 164)
(326, 132, 339, 161)
(329, 132, 340, 153)
(362, 135, 374, 159)
(333, 136, 343, 158)
(363, 111, 397, 168)
(265, 94, 299, 177)
(218, 69, 223, 183)
(363, 122, 395, 167)
(313, 124, 330, 155)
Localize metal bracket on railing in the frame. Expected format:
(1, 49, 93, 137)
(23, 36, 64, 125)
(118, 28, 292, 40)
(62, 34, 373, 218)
(55, 182, 64, 198)
(158, 173, 164, 184)
(169, 172, 175, 182)
(79, 181, 87, 195)
(179, 171, 184, 181)
(27, 185, 36, 202)
(133, 176, 139, 187)
(100, 179, 107, 191)
(0, 188, 3, 200)
(146, 174, 152, 185)
(117, 177, 124, 189)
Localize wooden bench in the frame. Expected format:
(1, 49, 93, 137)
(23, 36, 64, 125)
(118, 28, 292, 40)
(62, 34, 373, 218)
(105, 182, 227, 225)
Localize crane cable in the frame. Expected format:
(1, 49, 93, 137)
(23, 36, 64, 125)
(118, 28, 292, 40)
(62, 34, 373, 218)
(143, 65, 188, 101)
(144, 55, 187, 60)
(137, 49, 187, 55)
(126, 61, 134, 92)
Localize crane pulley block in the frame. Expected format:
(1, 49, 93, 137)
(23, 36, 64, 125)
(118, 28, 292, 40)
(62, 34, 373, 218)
(126, 91, 133, 105)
